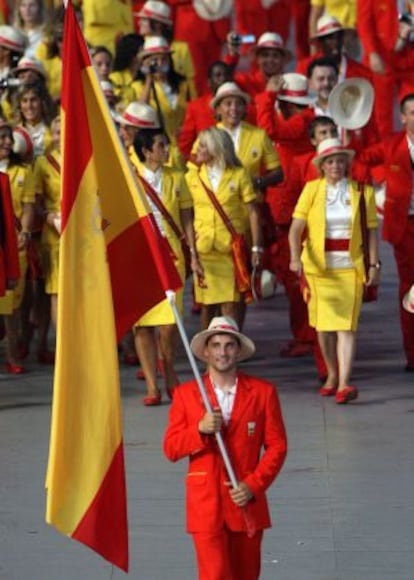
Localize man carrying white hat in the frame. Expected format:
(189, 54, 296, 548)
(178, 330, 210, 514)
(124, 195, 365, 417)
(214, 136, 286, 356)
(225, 31, 292, 98)
(164, 316, 287, 580)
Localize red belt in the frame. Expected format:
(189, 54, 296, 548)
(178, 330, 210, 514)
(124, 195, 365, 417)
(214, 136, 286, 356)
(325, 238, 349, 251)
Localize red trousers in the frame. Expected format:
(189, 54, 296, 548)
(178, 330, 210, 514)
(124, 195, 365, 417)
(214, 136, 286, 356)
(291, 0, 311, 60)
(393, 218, 414, 365)
(192, 528, 263, 580)
(266, 227, 314, 344)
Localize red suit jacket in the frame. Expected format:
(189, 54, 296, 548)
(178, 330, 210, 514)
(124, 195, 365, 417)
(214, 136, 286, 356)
(255, 90, 315, 223)
(357, 0, 414, 71)
(0, 172, 20, 296)
(163, 373, 287, 533)
(296, 52, 373, 82)
(357, 131, 413, 245)
(178, 93, 216, 158)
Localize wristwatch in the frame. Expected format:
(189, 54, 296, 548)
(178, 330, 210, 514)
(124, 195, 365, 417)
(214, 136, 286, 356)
(369, 261, 382, 270)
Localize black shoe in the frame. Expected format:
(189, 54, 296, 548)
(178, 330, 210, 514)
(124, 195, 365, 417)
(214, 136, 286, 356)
(405, 364, 414, 372)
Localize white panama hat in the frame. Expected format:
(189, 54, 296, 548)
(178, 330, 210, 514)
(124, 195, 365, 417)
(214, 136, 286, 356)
(312, 137, 355, 169)
(251, 268, 277, 301)
(0, 25, 26, 53)
(402, 284, 414, 314)
(311, 14, 343, 40)
(190, 316, 256, 362)
(12, 126, 33, 160)
(12, 57, 47, 80)
(277, 73, 314, 106)
(193, 0, 232, 22)
(210, 81, 250, 109)
(138, 35, 173, 60)
(254, 32, 292, 61)
(117, 102, 160, 128)
(137, 1, 172, 25)
(328, 77, 374, 131)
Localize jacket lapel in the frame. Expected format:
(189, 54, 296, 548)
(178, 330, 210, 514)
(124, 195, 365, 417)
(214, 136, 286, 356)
(226, 374, 254, 433)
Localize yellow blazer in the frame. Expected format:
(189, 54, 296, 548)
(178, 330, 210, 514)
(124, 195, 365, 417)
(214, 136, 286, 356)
(82, 0, 133, 54)
(34, 152, 61, 246)
(138, 165, 192, 269)
(6, 164, 36, 220)
(293, 177, 378, 277)
(109, 70, 136, 108)
(171, 40, 197, 99)
(186, 165, 256, 254)
(131, 79, 190, 146)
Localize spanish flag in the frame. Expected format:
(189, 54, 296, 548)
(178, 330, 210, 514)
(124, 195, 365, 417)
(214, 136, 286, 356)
(45, 1, 181, 572)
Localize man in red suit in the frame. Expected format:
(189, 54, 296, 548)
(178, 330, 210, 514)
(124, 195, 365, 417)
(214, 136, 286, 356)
(255, 73, 316, 356)
(357, 0, 414, 137)
(357, 94, 414, 371)
(164, 316, 287, 580)
(297, 14, 372, 84)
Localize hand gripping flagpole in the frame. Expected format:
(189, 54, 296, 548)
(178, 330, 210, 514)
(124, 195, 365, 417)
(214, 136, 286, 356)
(166, 290, 238, 488)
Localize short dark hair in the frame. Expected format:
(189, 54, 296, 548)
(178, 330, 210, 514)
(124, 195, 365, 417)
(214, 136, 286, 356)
(400, 93, 414, 113)
(308, 115, 337, 139)
(307, 56, 339, 79)
(133, 127, 167, 162)
(207, 60, 231, 80)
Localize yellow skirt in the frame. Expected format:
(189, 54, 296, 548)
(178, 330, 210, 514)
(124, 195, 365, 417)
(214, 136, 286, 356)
(0, 250, 27, 313)
(41, 243, 60, 295)
(135, 260, 184, 327)
(194, 250, 239, 305)
(307, 268, 363, 332)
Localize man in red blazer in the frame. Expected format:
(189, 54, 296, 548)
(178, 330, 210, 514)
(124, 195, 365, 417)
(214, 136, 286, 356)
(164, 316, 287, 580)
(357, 94, 414, 371)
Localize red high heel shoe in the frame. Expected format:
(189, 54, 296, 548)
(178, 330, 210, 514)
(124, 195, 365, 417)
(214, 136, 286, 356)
(6, 362, 25, 374)
(143, 392, 162, 406)
(319, 385, 337, 397)
(335, 386, 358, 404)
(124, 352, 139, 365)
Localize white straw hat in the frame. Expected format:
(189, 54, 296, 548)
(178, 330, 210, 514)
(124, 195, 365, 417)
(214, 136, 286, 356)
(402, 284, 414, 314)
(277, 73, 314, 105)
(190, 316, 256, 362)
(312, 137, 355, 168)
(211, 81, 250, 109)
(193, 0, 233, 21)
(117, 102, 160, 128)
(311, 14, 343, 40)
(254, 32, 292, 60)
(138, 35, 173, 60)
(328, 77, 374, 131)
(0, 25, 26, 53)
(12, 57, 47, 80)
(137, 1, 172, 25)
(12, 126, 33, 160)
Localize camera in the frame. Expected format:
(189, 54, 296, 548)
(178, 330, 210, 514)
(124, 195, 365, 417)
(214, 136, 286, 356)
(149, 62, 159, 74)
(399, 12, 414, 25)
(229, 33, 256, 45)
(0, 77, 22, 90)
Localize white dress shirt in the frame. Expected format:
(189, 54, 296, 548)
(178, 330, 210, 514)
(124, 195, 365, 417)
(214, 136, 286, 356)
(206, 163, 224, 193)
(222, 124, 242, 153)
(213, 380, 237, 425)
(142, 166, 165, 235)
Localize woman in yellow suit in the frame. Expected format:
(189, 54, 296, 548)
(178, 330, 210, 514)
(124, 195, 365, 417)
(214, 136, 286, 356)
(81, 0, 134, 56)
(186, 127, 262, 330)
(0, 120, 35, 373)
(289, 138, 380, 404)
(132, 126, 198, 406)
(33, 115, 60, 328)
(132, 36, 191, 152)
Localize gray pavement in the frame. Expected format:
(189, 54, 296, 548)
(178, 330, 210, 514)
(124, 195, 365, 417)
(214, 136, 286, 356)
(0, 239, 413, 580)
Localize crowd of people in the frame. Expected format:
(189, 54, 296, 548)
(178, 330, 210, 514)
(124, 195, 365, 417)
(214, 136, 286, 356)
(0, 0, 413, 411)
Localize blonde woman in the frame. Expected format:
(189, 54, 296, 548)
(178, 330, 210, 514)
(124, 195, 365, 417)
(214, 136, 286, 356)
(186, 127, 262, 329)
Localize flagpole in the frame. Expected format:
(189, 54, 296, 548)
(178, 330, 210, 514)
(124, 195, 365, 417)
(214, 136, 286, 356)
(166, 290, 239, 488)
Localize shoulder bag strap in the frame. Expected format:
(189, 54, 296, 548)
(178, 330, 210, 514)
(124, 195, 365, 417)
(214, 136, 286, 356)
(197, 173, 238, 238)
(45, 153, 61, 175)
(136, 173, 187, 244)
